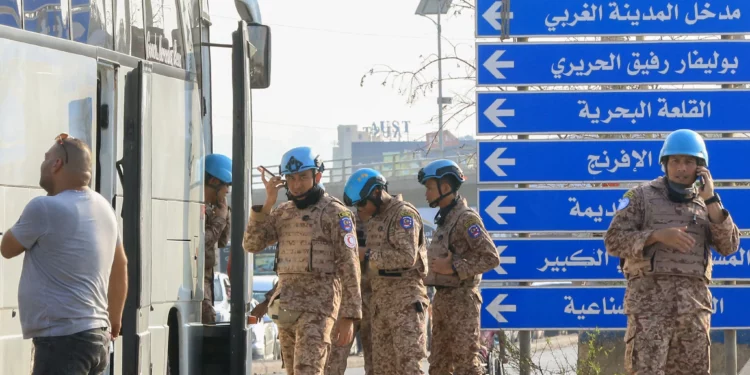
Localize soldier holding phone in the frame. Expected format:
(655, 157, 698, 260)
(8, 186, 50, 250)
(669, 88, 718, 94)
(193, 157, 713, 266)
(243, 147, 362, 375)
(605, 129, 740, 374)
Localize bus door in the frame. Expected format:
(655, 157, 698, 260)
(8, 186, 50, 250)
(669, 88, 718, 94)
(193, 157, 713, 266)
(119, 61, 154, 375)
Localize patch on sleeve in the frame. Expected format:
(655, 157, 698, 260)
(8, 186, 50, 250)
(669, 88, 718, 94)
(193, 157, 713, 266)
(623, 190, 635, 199)
(338, 211, 353, 219)
(339, 217, 353, 232)
(617, 197, 630, 211)
(467, 224, 482, 239)
(463, 217, 481, 229)
(344, 233, 357, 249)
(399, 215, 414, 230)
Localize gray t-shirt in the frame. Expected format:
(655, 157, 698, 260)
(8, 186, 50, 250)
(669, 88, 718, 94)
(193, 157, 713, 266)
(11, 189, 119, 339)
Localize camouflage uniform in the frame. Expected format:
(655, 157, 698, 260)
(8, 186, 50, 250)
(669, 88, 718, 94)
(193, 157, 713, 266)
(605, 176, 740, 375)
(326, 216, 373, 375)
(425, 196, 499, 375)
(203, 201, 231, 324)
(363, 194, 429, 375)
(326, 271, 371, 375)
(243, 193, 362, 375)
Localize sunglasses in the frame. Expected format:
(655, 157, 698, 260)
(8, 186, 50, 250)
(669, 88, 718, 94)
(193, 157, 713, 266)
(55, 133, 71, 164)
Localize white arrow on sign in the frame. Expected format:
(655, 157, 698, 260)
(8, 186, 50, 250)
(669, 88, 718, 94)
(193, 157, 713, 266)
(494, 245, 516, 275)
(484, 147, 516, 177)
(482, 1, 514, 31)
(485, 195, 516, 225)
(483, 50, 515, 79)
(486, 293, 516, 323)
(483, 98, 515, 128)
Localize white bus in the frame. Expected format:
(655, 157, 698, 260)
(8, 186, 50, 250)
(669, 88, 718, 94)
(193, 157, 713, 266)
(0, 0, 269, 372)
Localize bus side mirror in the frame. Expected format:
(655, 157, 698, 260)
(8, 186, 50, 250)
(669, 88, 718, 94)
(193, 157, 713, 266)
(247, 24, 271, 89)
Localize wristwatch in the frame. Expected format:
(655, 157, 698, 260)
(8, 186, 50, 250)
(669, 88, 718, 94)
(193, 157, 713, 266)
(705, 194, 721, 206)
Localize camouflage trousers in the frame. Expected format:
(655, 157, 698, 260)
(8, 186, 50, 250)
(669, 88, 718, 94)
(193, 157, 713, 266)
(279, 312, 336, 375)
(625, 311, 711, 375)
(326, 301, 372, 375)
(371, 298, 427, 375)
(202, 272, 215, 324)
(429, 286, 484, 375)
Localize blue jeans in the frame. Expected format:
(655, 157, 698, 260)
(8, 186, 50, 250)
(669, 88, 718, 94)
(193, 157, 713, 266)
(32, 327, 111, 375)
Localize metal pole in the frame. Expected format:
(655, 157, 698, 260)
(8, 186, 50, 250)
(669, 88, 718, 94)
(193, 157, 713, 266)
(517, 35, 531, 375)
(720, 32, 738, 375)
(436, 1, 445, 158)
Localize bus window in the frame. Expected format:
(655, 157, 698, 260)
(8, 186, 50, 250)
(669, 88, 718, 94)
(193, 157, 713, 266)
(114, 0, 145, 58)
(253, 249, 276, 276)
(0, 0, 22, 28)
(71, 0, 114, 49)
(144, 0, 184, 69)
(24, 0, 70, 39)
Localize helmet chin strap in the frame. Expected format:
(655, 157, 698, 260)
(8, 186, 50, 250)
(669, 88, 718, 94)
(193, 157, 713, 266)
(428, 183, 454, 208)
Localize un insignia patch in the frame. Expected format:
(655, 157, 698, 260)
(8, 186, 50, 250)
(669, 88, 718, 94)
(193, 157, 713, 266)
(339, 217, 353, 232)
(617, 197, 630, 211)
(468, 224, 481, 239)
(400, 215, 414, 230)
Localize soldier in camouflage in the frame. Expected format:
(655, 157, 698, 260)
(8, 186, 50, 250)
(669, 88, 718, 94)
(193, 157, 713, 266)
(203, 154, 232, 324)
(243, 147, 362, 375)
(342, 168, 429, 375)
(417, 160, 500, 375)
(325, 213, 373, 375)
(605, 129, 740, 375)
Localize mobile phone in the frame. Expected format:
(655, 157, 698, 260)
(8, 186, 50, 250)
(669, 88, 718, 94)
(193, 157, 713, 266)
(259, 166, 276, 180)
(695, 173, 704, 191)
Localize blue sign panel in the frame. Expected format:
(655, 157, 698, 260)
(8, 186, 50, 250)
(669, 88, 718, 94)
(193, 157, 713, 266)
(478, 188, 750, 233)
(477, 40, 750, 86)
(483, 238, 750, 282)
(476, 90, 750, 135)
(480, 286, 750, 330)
(476, 0, 750, 38)
(478, 139, 750, 184)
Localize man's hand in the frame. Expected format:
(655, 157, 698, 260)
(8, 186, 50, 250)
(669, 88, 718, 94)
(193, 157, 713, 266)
(696, 166, 715, 200)
(358, 248, 367, 263)
(332, 318, 354, 347)
(430, 253, 455, 275)
(251, 300, 269, 319)
(654, 226, 695, 253)
(110, 318, 122, 340)
(214, 197, 229, 219)
(258, 167, 284, 212)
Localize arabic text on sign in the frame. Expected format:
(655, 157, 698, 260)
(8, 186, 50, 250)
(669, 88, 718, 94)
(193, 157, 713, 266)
(564, 296, 624, 320)
(551, 49, 739, 79)
(538, 249, 611, 273)
(578, 99, 712, 125)
(545, 3, 742, 32)
(568, 197, 618, 222)
(587, 150, 653, 175)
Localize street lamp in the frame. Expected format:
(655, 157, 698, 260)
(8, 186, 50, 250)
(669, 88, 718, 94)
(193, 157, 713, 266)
(415, 0, 453, 159)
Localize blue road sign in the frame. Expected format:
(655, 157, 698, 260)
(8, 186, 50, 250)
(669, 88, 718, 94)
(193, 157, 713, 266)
(483, 238, 750, 282)
(477, 139, 750, 184)
(477, 40, 750, 86)
(480, 286, 750, 330)
(476, 90, 750, 135)
(478, 188, 750, 233)
(476, 0, 750, 38)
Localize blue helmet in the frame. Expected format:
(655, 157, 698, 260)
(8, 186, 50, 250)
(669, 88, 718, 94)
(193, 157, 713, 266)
(343, 168, 387, 207)
(417, 159, 467, 186)
(279, 146, 325, 176)
(205, 154, 232, 184)
(659, 129, 709, 166)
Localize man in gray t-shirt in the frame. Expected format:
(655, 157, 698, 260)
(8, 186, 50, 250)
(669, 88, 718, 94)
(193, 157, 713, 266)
(1, 134, 128, 375)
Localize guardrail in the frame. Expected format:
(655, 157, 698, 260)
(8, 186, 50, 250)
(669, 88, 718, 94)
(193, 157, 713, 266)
(250, 154, 477, 189)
